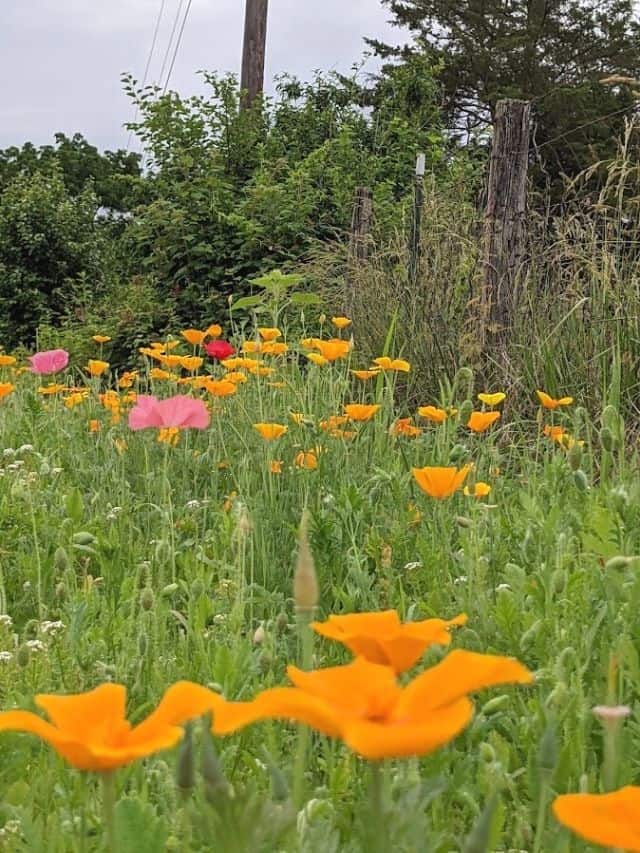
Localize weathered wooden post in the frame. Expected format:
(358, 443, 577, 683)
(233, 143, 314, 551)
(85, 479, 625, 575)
(482, 99, 531, 343)
(345, 186, 373, 314)
(240, 0, 269, 110)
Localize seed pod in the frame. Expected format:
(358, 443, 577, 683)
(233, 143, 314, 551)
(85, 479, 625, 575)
(161, 583, 179, 597)
(138, 632, 148, 656)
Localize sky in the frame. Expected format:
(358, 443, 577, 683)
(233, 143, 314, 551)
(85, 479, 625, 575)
(0, 1, 403, 152)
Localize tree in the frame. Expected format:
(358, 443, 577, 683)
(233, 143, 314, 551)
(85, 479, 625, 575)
(371, 0, 640, 183)
(0, 134, 142, 210)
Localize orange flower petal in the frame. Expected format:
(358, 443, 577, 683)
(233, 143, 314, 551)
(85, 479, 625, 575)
(553, 787, 640, 851)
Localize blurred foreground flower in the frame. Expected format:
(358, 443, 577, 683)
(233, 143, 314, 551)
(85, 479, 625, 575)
(311, 610, 467, 673)
(0, 682, 214, 771)
(209, 651, 533, 759)
(128, 395, 210, 434)
(553, 787, 640, 851)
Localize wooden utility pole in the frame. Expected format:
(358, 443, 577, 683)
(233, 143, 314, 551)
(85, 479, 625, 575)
(240, 0, 269, 109)
(345, 186, 373, 314)
(482, 99, 531, 342)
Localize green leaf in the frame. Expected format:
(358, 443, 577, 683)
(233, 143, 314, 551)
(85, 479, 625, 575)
(229, 294, 265, 312)
(289, 292, 322, 306)
(114, 797, 168, 853)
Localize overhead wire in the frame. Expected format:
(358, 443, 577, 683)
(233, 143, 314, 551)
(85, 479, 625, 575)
(161, 0, 194, 94)
(125, 0, 168, 152)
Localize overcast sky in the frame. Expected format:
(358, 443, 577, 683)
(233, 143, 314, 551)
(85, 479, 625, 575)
(1, 1, 403, 152)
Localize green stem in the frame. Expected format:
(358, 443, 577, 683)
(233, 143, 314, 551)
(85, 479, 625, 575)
(292, 609, 314, 807)
(532, 771, 550, 853)
(368, 761, 386, 853)
(101, 772, 117, 853)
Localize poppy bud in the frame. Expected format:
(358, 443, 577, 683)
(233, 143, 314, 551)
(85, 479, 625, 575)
(458, 400, 473, 425)
(191, 579, 205, 598)
(520, 619, 541, 650)
(260, 746, 289, 802)
(604, 555, 634, 571)
(55, 581, 66, 600)
(176, 723, 195, 794)
(16, 645, 30, 668)
(551, 569, 566, 594)
(480, 695, 510, 716)
(611, 486, 629, 513)
(258, 652, 273, 673)
(537, 719, 558, 775)
(602, 404, 623, 435)
(154, 539, 172, 564)
(275, 612, 289, 634)
(138, 632, 148, 656)
(294, 512, 319, 613)
(599, 426, 616, 452)
(567, 442, 582, 471)
(64, 489, 84, 523)
(545, 681, 568, 710)
(453, 366, 474, 399)
(54, 547, 70, 572)
(573, 469, 589, 491)
(140, 587, 155, 611)
(449, 443, 468, 463)
(479, 742, 496, 762)
(456, 515, 473, 528)
(72, 531, 95, 546)
(202, 726, 231, 802)
(161, 583, 179, 597)
(253, 623, 266, 645)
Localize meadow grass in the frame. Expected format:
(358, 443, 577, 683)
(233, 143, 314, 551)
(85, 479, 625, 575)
(0, 323, 638, 852)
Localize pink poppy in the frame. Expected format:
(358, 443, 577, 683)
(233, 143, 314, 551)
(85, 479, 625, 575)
(205, 340, 236, 360)
(128, 395, 210, 431)
(28, 349, 69, 375)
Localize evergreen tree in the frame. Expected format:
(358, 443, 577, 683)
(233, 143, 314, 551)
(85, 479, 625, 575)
(371, 0, 640, 182)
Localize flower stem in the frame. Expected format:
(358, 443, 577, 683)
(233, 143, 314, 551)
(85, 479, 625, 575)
(292, 609, 314, 808)
(101, 772, 117, 853)
(368, 761, 386, 853)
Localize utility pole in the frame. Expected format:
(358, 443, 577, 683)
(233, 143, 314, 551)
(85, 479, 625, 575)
(240, 0, 269, 110)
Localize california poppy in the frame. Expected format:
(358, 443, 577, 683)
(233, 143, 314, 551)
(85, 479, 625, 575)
(0, 682, 215, 772)
(314, 340, 351, 362)
(390, 418, 422, 438)
(351, 369, 380, 381)
(412, 465, 471, 499)
(344, 404, 380, 422)
(181, 329, 206, 346)
(553, 787, 640, 851)
(205, 340, 236, 361)
(536, 390, 574, 409)
(417, 406, 448, 424)
(258, 327, 282, 342)
(307, 353, 328, 367)
(204, 379, 237, 398)
(0, 355, 16, 367)
(254, 423, 288, 440)
(372, 357, 411, 373)
(295, 450, 319, 470)
(467, 411, 500, 433)
(209, 651, 533, 760)
(0, 382, 15, 399)
(477, 392, 506, 407)
(464, 482, 492, 498)
(91, 335, 111, 344)
(311, 610, 467, 673)
(331, 317, 352, 330)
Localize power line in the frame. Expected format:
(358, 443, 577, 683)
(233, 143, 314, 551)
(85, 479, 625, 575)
(157, 0, 186, 92)
(126, 0, 168, 152)
(161, 0, 194, 95)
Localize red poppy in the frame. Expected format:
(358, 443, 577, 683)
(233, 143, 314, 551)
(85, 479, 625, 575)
(205, 340, 236, 360)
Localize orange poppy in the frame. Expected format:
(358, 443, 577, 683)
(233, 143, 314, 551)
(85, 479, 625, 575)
(242, 341, 262, 354)
(181, 329, 206, 346)
(311, 610, 468, 673)
(467, 411, 500, 433)
(553, 787, 640, 851)
(351, 369, 380, 381)
(91, 335, 111, 344)
(261, 341, 289, 356)
(331, 317, 352, 330)
(87, 360, 109, 378)
(178, 356, 204, 372)
(417, 405, 448, 424)
(536, 390, 574, 409)
(372, 357, 411, 373)
(307, 353, 328, 367)
(314, 340, 351, 362)
(205, 324, 222, 339)
(258, 327, 282, 342)
(0, 682, 215, 772)
(269, 460, 284, 474)
(390, 418, 422, 438)
(254, 423, 288, 440)
(0, 355, 17, 367)
(209, 651, 532, 760)
(38, 384, 66, 396)
(412, 465, 471, 499)
(295, 450, 319, 470)
(0, 382, 15, 399)
(205, 379, 237, 397)
(344, 404, 380, 422)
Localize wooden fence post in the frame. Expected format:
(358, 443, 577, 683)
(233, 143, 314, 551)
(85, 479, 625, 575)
(240, 0, 269, 110)
(409, 153, 426, 285)
(482, 99, 531, 343)
(345, 186, 373, 314)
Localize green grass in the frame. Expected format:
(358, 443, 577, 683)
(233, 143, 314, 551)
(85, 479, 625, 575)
(0, 329, 638, 852)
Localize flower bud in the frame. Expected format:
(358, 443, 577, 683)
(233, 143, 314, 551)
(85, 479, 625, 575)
(72, 531, 95, 546)
(176, 723, 195, 794)
(480, 695, 510, 716)
(54, 547, 70, 572)
(55, 582, 66, 600)
(573, 469, 589, 492)
(600, 426, 615, 452)
(202, 726, 231, 802)
(538, 719, 558, 775)
(275, 612, 289, 634)
(16, 645, 30, 668)
(161, 583, 179, 597)
(604, 555, 634, 571)
(479, 742, 496, 763)
(191, 578, 205, 599)
(567, 442, 582, 471)
(458, 400, 474, 426)
(456, 515, 473, 529)
(253, 623, 266, 645)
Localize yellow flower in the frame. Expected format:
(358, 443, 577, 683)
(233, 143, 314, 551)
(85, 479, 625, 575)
(254, 423, 288, 441)
(224, 371, 248, 385)
(536, 390, 574, 409)
(269, 460, 284, 474)
(306, 353, 328, 367)
(331, 317, 352, 330)
(372, 357, 411, 373)
(118, 371, 138, 389)
(91, 335, 111, 344)
(205, 324, 222, 339)
(261, 341, 289, 356)
(38, 384, 66, 396)
(351, 369, 380, 381)
(478, 392, 506, 407)
(87, 360, 109, 377)
(315, 339, 351, 362)
(417, 405, 448, 424)
(150, 368, 177, 381)
(0, 382, 15, 399)
(114, 438, 127, 455)
(157, 427, 180, 446)
(464, 482, 492, 498)
(0, 355, 17, 367)
(181, 329, 206, 346)
(178, 356, 203, 372)
(289, 412, 306, 425)
(64, 392, 89, 409)
(344, 403, 380, 422)
(222, 357, 260, 371)
(242, 341, 262, 354)
(258, 327, 282, 342)
(412, 465, 471, 499)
